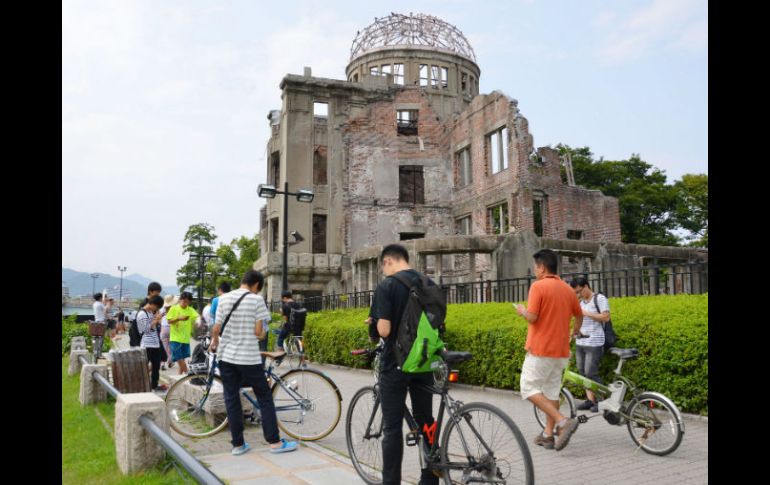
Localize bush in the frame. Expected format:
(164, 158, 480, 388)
(302, 294, 708, 415)
(61, 315, 112, 356)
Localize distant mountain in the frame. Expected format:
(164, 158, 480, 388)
(62, 268, 179, 299)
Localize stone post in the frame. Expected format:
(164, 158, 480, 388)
(79, 363, 109, 405)
(115, 393, 167, 474)
(68, 349, 89, 376)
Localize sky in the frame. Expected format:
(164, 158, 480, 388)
(62, 0, 708, 285)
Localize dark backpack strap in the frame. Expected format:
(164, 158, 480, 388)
(593, 294, 601, 314)
(389, 271, 420, 291)
(219, 292, 251, 337)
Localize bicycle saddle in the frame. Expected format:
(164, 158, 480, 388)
(442, 351, 473, 364)
(609, 348, 639, 360)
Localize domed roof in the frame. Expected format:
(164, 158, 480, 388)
(350, 12, 477, 63)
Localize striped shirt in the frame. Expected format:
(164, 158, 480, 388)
(216, 288, 270, 365)
(137, 309, 161, 348)
(576, 293, 610, 348)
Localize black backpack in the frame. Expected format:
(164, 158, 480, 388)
(128, 309, 145, 347)
(289, 304, 307, 335)
(390, 271, 447, 373)
(594, 293, 617, 350)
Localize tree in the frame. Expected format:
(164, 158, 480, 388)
(557, 145, 680, 246)
(212, 234, 261, 290)
(672, 174, 708, 248)
(175, 223, 218, 298)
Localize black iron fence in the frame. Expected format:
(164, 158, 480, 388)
(268, 262, 707, 313)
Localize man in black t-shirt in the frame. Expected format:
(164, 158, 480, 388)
(369, 244, 438, 485)
(277, 290, 302, 351)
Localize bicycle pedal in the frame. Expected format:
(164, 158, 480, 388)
(577, 415, 589, 424)
(405, 431, 419, 446)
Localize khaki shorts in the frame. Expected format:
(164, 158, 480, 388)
(520, 352, 569, 401)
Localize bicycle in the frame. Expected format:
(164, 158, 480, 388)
(87, 320, 107, 363)
(164, 335, 342, 441)
(346, 343, 535, 485)
(270, 327, 306, 369)
(532, 338, 685, 456)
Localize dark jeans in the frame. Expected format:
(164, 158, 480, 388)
(379, 367, 438, 485)
(218, 360, 280, 447)
(145, 347, 162, 389)
(276, 325, 290, 349)
(575, 345, 604, 384)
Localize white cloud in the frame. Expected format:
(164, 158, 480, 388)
(596, 0, 707, 64)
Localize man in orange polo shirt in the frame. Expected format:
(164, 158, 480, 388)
(515, 249, 583, 451)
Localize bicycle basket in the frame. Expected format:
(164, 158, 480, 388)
(88, 322, 107, 337)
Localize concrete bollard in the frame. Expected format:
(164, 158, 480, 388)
(79, 364, 109, 405)
(71, 336, 87, 352)
(68, 350, 89, 376)
(115, 393, 167, 474)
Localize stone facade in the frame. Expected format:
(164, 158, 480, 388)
(256, 14, 624, 300)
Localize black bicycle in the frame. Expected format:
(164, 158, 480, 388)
(345, 343, 535, 485)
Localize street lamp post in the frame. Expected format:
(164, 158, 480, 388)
(117, 266, 127, 307)
(257, 182, 314, 293)
(90, 273, 100, 295)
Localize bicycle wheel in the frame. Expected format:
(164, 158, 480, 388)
(271, 368, 341, 441)
(440, 401, 534, 485)
(533, 387, 576, 429)
(286, 338, 304, 369)
(345, 386, 384, 485)
(165, 373, 229, 438)
(625, 392, 685, 456)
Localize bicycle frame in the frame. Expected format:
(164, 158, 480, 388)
(401, 369, 499, 475)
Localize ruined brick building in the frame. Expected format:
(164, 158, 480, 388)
(255, 13, 698, 301)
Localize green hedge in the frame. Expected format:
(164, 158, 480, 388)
(302, 294, 708, 415)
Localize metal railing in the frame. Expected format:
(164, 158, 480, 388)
(78, 353, 224, 484)
(269, 262, 708, 312)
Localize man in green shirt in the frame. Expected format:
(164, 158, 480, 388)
(167, 292, 199, 375)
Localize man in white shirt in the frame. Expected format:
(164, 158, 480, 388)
(570, 277, 611, 412)
(92, 293, 106, 323)
(209, 270, 297, 456)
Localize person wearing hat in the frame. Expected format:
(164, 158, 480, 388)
(167, 291, 199, 375)
(160, 294, 178, 370)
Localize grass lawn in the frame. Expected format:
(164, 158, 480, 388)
(61, 356, 191, 484)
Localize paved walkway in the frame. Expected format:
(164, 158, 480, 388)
(150, 349, 707, 485)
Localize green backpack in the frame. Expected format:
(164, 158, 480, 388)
(390, 272, 447, 373)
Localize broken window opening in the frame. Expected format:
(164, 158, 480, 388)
(419, 64, 429, 86)
(313, 102, 328, 118)
(352, 73, 359, 82)
(271, 151, 280, 186)
(396, 110, 418, 135)
(381, 64, 391, 76)
(456, 216, 471, 235)
(399, 165, 425, 204)
(393, 63, 404, 85)
(270, 218, 279, 252)
(567, 230, 583, 240)
(431, 65, 441, 88)
(461, 72, 467, 92)
(312, 214, 327, 253)
(370, 66, 379, 76)
(456, 147, 472, 187)
(441, 67, 448, 89)
(487, 202, 509, 235)
(313, 145, 327, 185)
(488, 126, 509, 174)
(399, 232, 425, 241)
(533, 197, 545, 237)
